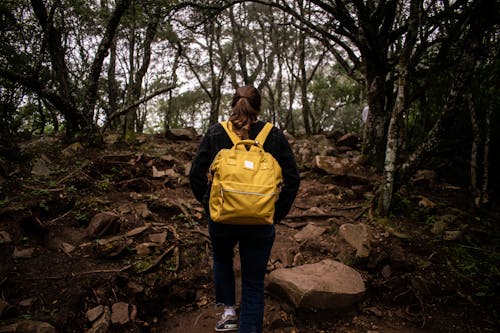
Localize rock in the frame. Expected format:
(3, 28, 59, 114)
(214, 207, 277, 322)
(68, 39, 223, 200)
(418, 196, 436, 208)
(127, 281, 145, 294)
(13, 247, 35, 259)
(0, 299, 13, 318)
(439, 214, 458, 224)
(365, 306, 384, 317)
(431, 220, 448, 235)
(411, 169, 437, 187)
(135, 243, 152, 255)
(294, 140, 315, 168)
(149, 232, 167, 244)
(133, 203, 151, 218)
(111, 302, 131, 325)
(314, 156, 374, 182)
(152, 166, 180, 179)
(62, 142, 84, 158)
(183, 161, 192, 176)
(294, 224, 327, 243)
(0, 320, 56, 333)
(380, 265, 392, 279)
(0, 231, 11, 243)
(268, 259, 365, 311)
(443, 230, 462, 241)
(19, 298, 35, 307)
(314, 155, 349, 175)
(338, 223, 372, 258)
(336, 133, 359, 149)
(94, 238, 131, 258)
(31, 158, 50, 176)
(165, 128, 197, 141)
(86, 305, 104, 322)
(85, 306, 110, 333)
(86, 212, 121, 238)
(103, 133, 120, 145)
(60, 242, 76, 255)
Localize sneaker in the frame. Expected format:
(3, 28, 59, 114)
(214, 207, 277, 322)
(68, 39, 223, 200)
(215, 313, 238, 332)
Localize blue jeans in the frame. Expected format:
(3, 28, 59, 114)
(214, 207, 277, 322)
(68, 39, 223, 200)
(209, 221, 275, 333)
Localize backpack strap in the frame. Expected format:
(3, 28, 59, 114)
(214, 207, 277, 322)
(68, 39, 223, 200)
(254, 122, 273, 146)
(221, 121, 273, 151)
(220, 121, 241, 146)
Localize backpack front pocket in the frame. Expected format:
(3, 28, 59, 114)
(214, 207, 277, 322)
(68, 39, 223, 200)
(218, 181, 276, 224)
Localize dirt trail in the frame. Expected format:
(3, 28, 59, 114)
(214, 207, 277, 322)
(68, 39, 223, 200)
(0, 135, 497, 333)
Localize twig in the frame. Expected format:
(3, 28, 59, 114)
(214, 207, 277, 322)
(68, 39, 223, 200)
(354, 206, 370, 221)
(191, 229, 210, 239)
(23, 264, 133, 280)
(100, 153, 135, 159)
(285, 212, 349, 219)
(45, 210, 73, 226)
(167, 225, 180, 240)
(72, 265, 133, 276)
(333, 204, 364, 210)
(136, 245, 176, 273)
(57, 168, 91, 184)
(193, 310, 207, 328)
(22, 185, 65, 192)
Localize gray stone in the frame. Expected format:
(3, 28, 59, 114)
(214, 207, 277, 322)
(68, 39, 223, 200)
(86, 305, 104, 322)
(86, 212, 121, 238)
(31, 158, 50, 176)
(0, 320, 56, 333)
(165, 128, 197, 141)
(111, 302, 131, 324)
(339, 223, 372, 258)
(294, 224, 327, 243)
(336, 133, 359, 149)
(268, 259, 365, 311)
(62, 142, 84, 158)
(431, 220, 448, 235)
(85, 306, 110, 333)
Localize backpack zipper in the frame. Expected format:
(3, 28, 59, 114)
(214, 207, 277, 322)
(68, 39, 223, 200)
(222, 188, 275, 197)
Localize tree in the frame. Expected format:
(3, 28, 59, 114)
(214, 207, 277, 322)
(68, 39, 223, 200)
(0, 0, 131, 141)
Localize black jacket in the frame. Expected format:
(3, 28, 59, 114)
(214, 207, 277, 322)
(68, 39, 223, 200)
(189, 121, 300, 223)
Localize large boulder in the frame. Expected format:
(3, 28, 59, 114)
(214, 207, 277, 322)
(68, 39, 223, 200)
(268, 259, 365, 311)
(165, 128, 198, 141)
(314, 155, 376, 182)
(335, 133, 359, 150)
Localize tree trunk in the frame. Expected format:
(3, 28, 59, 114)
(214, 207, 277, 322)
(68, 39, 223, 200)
(378, 0, 420, 215)
(468, 92, 481, 206)
(107, 36, 119, 131)
(361, 68, 389, 169)
(125, 2, 136, 135)
(125, 4, 161, 134)
(378, 69, 408, 215)
(480, 101, 492, 205)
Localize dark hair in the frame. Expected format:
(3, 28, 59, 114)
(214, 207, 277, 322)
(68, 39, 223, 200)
(229, 86, 261, 139)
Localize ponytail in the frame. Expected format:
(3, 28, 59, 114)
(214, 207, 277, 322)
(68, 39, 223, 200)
(229, 86, 261, 139)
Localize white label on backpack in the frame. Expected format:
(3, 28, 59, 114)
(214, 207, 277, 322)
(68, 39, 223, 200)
(244, 160, 254, 169)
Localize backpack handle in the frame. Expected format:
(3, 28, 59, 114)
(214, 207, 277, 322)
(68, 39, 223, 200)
(233, 140, 265, 152)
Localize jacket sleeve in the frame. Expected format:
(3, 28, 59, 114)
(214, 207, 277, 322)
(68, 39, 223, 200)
(189, 134, 212, 204)
(274, 133, 300, 223)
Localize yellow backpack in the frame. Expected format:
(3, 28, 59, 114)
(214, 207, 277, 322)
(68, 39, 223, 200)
(208, 121, 283, 225)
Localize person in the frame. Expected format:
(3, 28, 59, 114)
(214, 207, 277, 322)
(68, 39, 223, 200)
(361, 105, 369, 124)
(189, 85, 300, 333)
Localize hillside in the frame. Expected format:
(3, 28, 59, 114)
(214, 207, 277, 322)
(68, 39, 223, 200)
(0, 133, 498, 333)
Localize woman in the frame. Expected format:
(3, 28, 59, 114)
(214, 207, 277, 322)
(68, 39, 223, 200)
(189, 85, 300, 333)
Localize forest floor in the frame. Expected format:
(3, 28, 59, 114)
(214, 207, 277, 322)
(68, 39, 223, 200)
(0, 133, 499, 333)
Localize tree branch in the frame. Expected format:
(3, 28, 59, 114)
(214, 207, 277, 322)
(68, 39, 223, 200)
(100, 85, 176, 134)
(85, 0, 131, 115)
